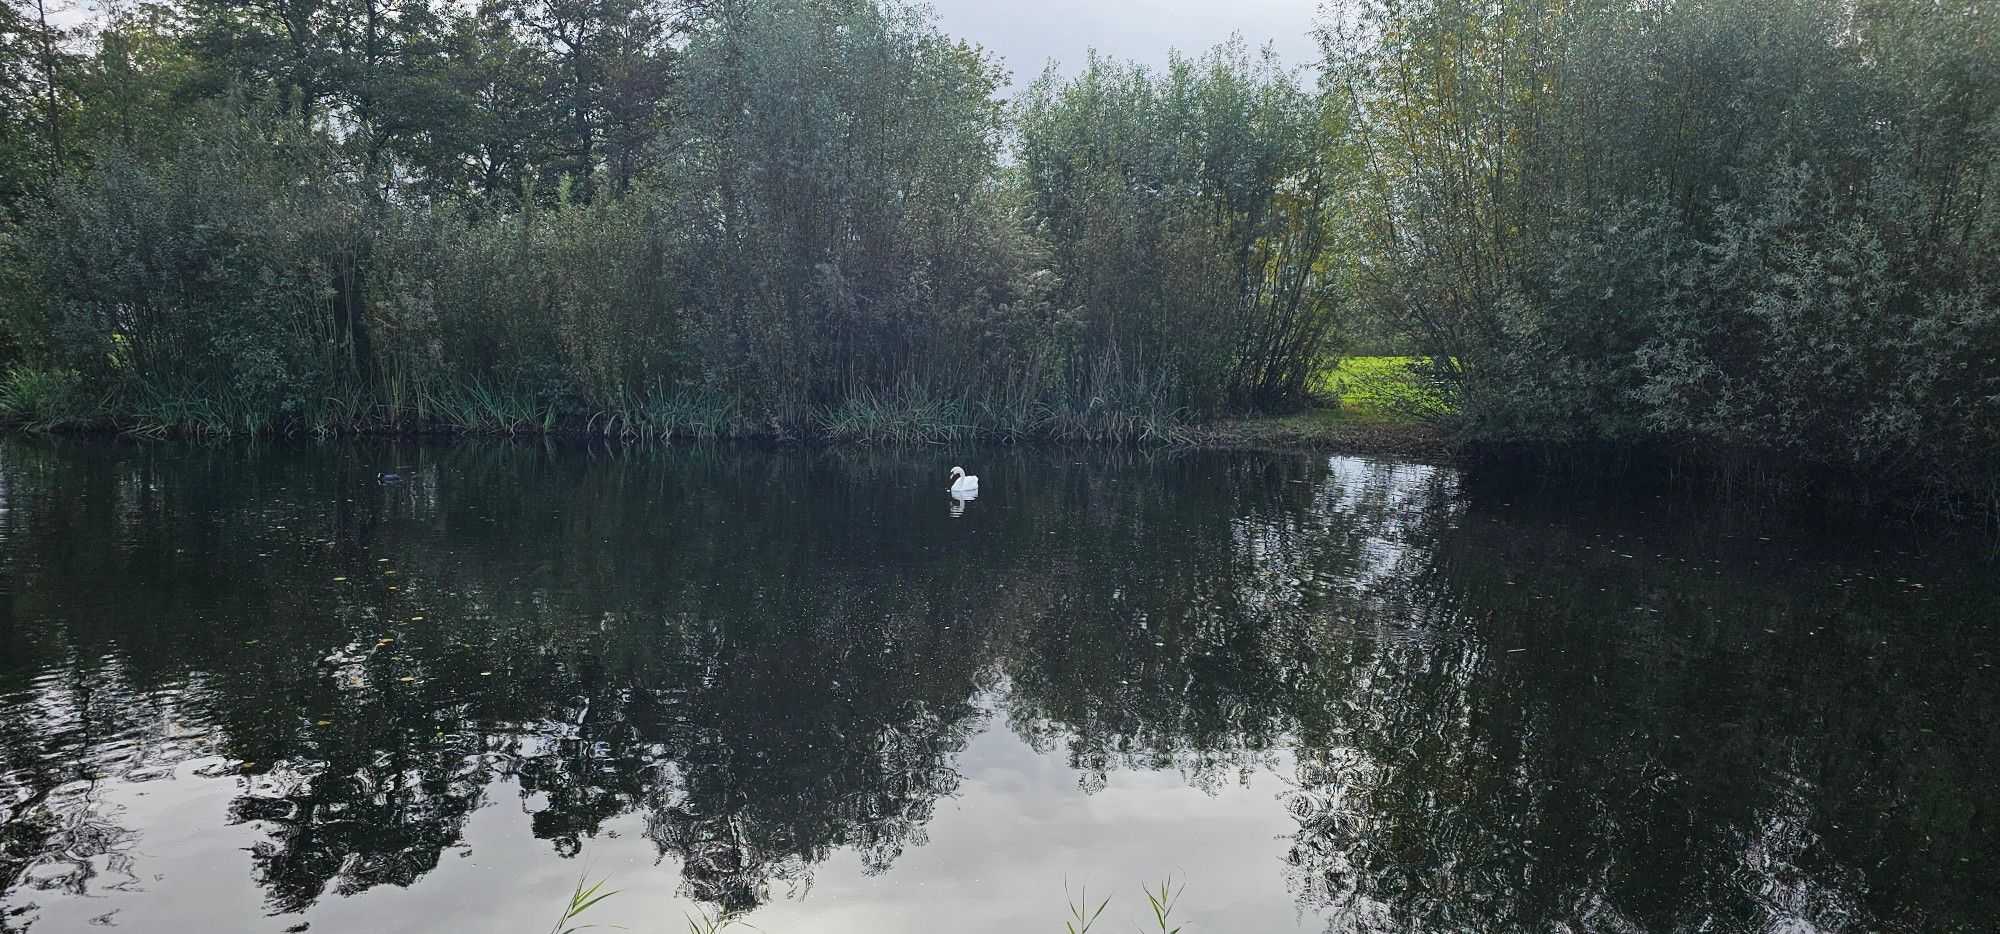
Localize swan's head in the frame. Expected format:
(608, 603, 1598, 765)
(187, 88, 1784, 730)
(948, 466, 965, 482)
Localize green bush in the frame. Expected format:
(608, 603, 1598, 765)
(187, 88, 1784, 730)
(1331, 0, 2000, 510)
(27, 107, 358, 429)
(1017, 42, 1351, 414)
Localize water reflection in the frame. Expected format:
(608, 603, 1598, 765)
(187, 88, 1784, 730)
(0, 440, 1993, 932)
(949, 489, 976, 518)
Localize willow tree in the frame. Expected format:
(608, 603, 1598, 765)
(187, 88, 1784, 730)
(667, 0, 1015, 416)
(1016, 42, 1355, 415)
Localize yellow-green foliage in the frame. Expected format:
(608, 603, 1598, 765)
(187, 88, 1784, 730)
(1319, 357, 1450, 422)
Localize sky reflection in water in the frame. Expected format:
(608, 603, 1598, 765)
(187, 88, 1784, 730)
(0, 440, 1994, 933)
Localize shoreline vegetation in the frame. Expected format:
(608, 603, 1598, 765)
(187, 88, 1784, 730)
(0, 356, 1458, 458)
(545, 873, 1195, 934)
(2, 0, 1996, 519)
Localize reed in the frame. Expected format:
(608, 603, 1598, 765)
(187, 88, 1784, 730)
(542, 874, 1192, 932)
(1139, 876, 1187, 934)
(812, 387, 974, 444)
(0, 366, 101, 431)
(0, 363, 1210, 444)
(1063, 881, 1110, 934)
(545, 874, 619, 934)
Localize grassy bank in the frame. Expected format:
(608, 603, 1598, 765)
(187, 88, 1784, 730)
(0, 358, 1455, 457)
(1315, 356, 1451, 422)
(1183, 407, 1454, 459)
(0, 378, 1188, 444)
(1185, 357, 1454, 457)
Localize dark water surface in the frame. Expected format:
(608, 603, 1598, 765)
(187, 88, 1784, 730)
(0, 440, 1993, 933)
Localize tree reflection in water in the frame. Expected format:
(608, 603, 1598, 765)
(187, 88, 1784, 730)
(0, 440, 1993, 931)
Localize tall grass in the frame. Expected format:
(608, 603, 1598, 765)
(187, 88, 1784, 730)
(814, 387, 974, 444)
(415, 380, 562, 435)
(0, 367, 102, 431)
(1139, 876, 1188, 934)
(0, 362, 1209, 445)
(546, 874, 619, 934)
(812, 386, 1195, 445)
(124, 377, 277, 437)
(1064, 881, 1110, 934)
(592, 388, 740, 441)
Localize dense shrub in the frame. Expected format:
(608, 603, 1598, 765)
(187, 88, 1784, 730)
(1329, 0, 2000, 510)
(1017, 43, 1353, 413)
(26, 110, 360, 427)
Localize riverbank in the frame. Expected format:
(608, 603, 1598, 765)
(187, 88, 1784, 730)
(1180, 409, 1455, 460)
(0, 359, 1457, 459)
(1187, 357, 1454, 458)
(0, 406, 1456, 461)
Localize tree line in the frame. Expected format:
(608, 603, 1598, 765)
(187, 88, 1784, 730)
(0, 0, 1345, 441)
(1330, 0, 2000, 514)
(1, 0, 1997, 509)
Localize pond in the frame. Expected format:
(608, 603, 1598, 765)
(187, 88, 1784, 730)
(0, 440, 1993, 933)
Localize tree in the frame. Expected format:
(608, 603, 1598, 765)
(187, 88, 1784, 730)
(1018, 41, 1350, 413)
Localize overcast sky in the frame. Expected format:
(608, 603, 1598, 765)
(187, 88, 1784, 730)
(53, 0, 1327, 89)
(924, 0, 1324, 90)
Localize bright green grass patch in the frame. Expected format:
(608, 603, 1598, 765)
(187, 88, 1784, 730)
(1318, 356, 1451, 420)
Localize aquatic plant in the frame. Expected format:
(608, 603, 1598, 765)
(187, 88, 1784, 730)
(546, 874, 620, 934)
(1063, 880, 1110, 934)
(541, 875, 1190, 933)
(1139, 876, 1187, 934)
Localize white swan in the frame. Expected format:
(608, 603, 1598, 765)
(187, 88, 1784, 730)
(948, 466, 979, 493)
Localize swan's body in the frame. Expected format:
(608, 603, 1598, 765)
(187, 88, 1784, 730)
(948, 466, 979, 493)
